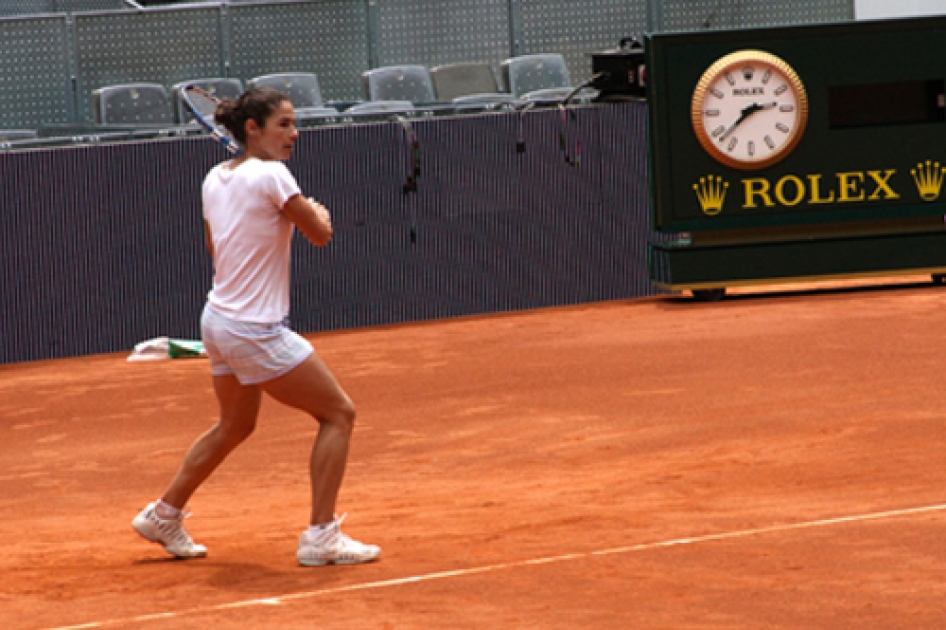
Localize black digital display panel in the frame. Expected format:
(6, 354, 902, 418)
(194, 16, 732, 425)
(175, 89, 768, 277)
(829, 79, 946, 128)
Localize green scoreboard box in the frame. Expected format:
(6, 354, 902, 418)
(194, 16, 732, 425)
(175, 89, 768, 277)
(646, 16, 946, 299)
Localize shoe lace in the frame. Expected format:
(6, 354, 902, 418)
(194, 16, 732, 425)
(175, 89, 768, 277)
(158, 507, 196, 546)
(314, 514, 355, 548)
(332, 514, 374, 551)
(333, 514, 362, 544)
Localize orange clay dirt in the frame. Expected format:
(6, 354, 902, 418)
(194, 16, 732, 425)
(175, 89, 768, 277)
(2, 276, 946, 629)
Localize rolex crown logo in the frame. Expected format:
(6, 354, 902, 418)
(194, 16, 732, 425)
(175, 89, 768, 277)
(693, 175, 729, 216)
(910, 160, 946, 201)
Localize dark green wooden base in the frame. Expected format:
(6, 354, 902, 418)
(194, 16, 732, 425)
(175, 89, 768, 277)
(650, 229, 946, 291)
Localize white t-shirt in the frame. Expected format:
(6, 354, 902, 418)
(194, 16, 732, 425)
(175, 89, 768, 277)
(202, 157, 301, 323)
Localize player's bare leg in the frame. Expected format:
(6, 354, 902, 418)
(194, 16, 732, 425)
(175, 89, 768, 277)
(262, 351, 380, 565)
(260, 351, 353, 524)
(132, 375, 261, 558)
(162, 375, 262, 509)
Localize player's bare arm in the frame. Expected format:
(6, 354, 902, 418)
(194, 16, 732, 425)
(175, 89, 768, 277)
(282, 194, 333, 247)
(203, 220, 214, 258)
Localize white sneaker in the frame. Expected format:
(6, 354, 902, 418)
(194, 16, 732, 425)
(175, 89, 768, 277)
(297, 514, 380, 566)
(132, 502, 207, 558)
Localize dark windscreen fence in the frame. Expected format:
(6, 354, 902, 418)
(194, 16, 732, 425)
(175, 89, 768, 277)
(0, 102, 655, 365)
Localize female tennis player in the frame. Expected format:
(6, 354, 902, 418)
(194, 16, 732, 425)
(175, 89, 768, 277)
(132, 87, 379, 566)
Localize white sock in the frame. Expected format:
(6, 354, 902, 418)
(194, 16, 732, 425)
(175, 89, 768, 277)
(155, 499, 183, 520)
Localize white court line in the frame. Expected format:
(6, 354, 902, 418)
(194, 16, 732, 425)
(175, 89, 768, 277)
(43, 502, 946, 630)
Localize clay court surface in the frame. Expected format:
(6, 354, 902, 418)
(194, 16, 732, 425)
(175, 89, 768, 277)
(2, 277, 946, 629)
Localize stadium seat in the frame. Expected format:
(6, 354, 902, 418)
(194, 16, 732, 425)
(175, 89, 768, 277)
(501, 53, 596, 104)
(324, 100, 364, 112)
(91, 83, 174, 125)
(430, 62, 517, 112)
(430, 62, 510, 102)
(345, 100, 415, 116)
(362, 66, 461, 117)
(246, 72, 337, 118)
(362, 65, 438, 104)
(171, 78, 243, 124)
(0, 129, 38, 142)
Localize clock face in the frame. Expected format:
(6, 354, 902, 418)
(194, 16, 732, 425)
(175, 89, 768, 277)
(692, 50, 808, 170)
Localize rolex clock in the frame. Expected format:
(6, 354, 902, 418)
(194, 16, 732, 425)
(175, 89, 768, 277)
(691, 50, 808, 170)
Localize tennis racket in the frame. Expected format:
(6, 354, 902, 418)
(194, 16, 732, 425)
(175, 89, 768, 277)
(180, 84, 240, 156)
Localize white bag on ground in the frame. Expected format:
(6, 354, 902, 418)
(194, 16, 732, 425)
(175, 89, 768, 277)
(127, 337, 206, 362)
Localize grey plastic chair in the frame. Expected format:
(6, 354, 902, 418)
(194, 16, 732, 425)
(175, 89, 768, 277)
(91, 83, 174, 125)
(451, 92, 518, 108)
(501, 53, 594, 103)
(0, 137, 77, 151)
(345, 100, 415, 115)
(171, 78, 243, 124)
(430, 62, 503, 100)
(0, 129, 38, 142)
(0, 129, 42, 151)
(362, 65, 438, 104)
(246, 72, 337, 118)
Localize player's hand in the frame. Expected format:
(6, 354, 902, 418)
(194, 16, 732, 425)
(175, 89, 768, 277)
(309, 198, 332, 227)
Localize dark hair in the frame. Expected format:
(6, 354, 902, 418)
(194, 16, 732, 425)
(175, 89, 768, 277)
(214, 87, 290, 145)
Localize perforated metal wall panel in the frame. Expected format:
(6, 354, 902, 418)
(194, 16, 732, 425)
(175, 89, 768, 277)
(375, 0, 510, 71)
(0, 0, 54, 16)
(656, 0, 739, 31)
(228, 0, 369, 103)
(657, 0, 853, 32)
(518, 0, 649, 85)
(55, 0, 124, 12)
(736, 0, 854, 27)
(1, 0, 132, 17)
(73, 6, 224, 123)
(0, 15, 73, 128)
(0, 0, 856, 127)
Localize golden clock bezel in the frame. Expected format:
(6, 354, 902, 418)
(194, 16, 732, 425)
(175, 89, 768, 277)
(691, 50, 809, 171)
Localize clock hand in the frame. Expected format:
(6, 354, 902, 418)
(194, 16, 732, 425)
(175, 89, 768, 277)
(718, 113, 749, 142)
(718, 102, 778, 142)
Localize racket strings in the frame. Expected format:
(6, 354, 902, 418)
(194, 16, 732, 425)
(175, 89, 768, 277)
(183, 85, 240, 156)
(189, 92, 219, 121)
